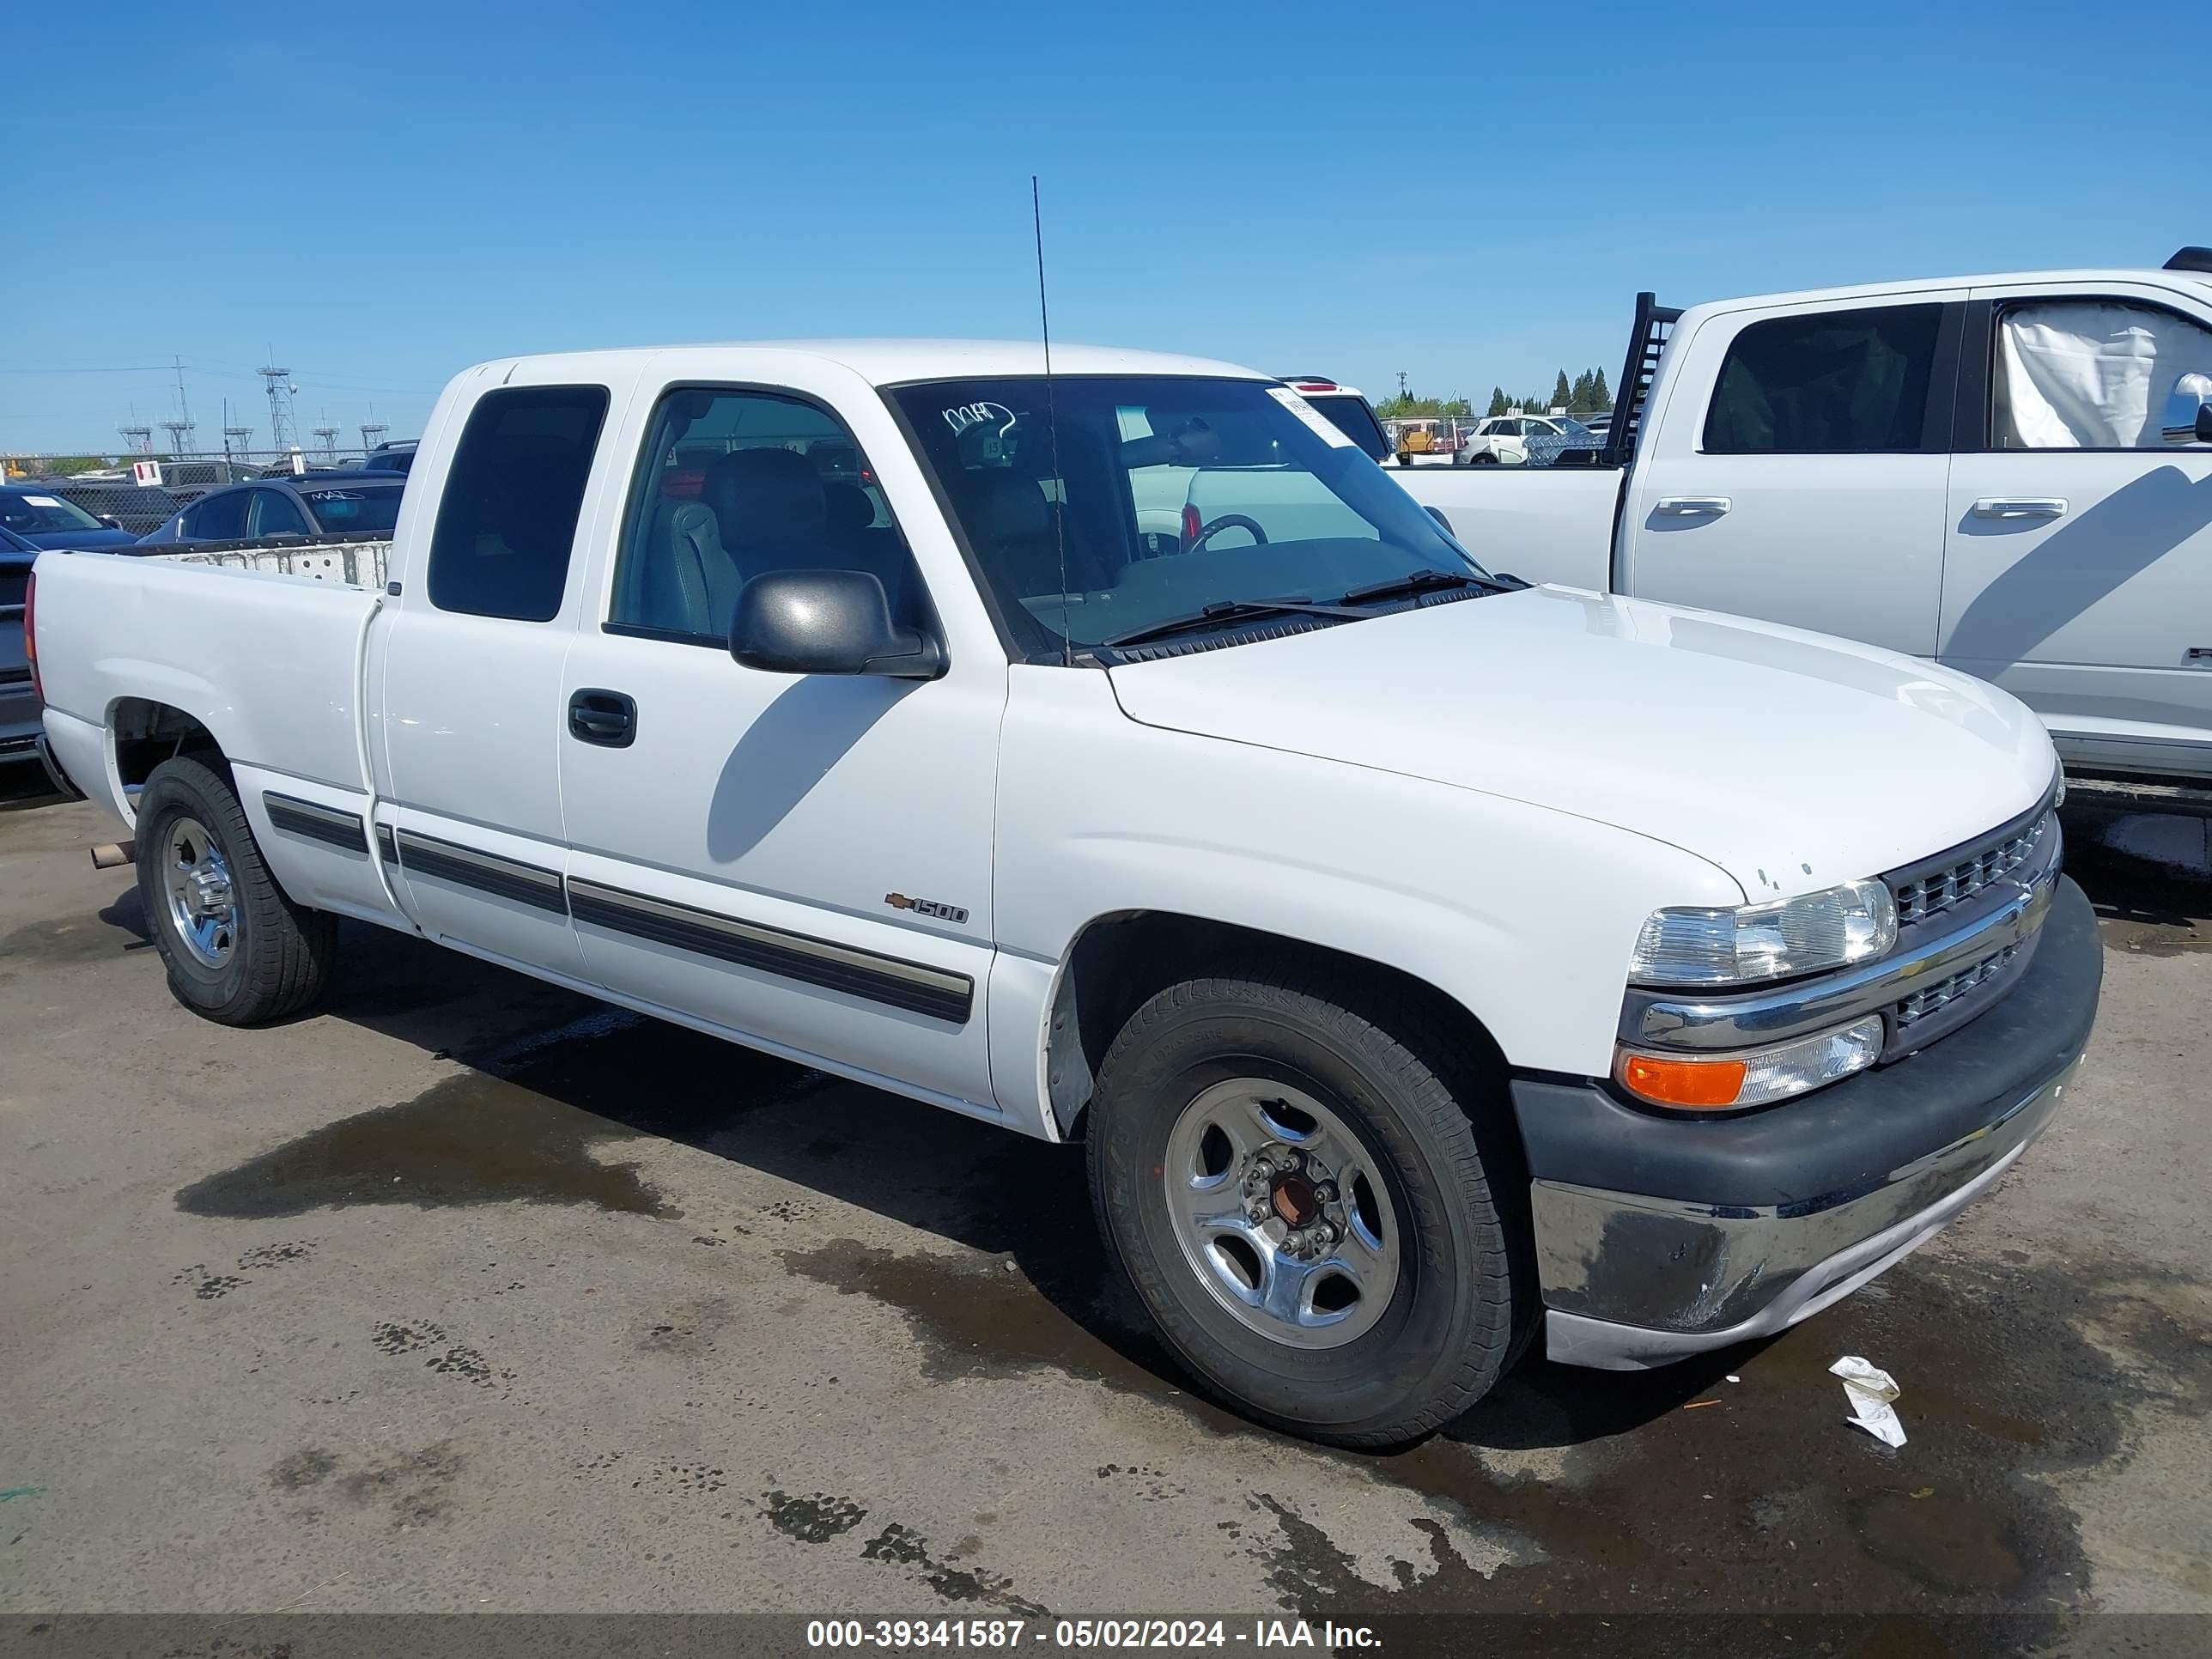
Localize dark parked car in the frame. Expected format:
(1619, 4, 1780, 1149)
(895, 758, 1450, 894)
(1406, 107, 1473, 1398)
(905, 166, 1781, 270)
(137, 471, 406, 545)
(0, 486, 138, 550)
(2, 524, 42, 770)
(361, 440, 418, 476)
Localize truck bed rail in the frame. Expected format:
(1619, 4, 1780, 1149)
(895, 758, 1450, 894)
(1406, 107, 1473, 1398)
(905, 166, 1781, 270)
(154, 538, 391, 589)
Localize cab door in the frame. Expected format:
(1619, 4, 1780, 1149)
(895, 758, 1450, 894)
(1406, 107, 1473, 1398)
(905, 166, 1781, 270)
(1620, 297, 1962, 657)
(1940, 283, 2212, 778)
(554, 364, 1004, 1108)
(371, 367, 635, 979)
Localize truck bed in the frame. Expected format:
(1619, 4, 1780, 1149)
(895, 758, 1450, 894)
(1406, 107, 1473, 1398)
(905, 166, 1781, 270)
(33, 543, 386, 812)
(1393, 465, 1621, 591)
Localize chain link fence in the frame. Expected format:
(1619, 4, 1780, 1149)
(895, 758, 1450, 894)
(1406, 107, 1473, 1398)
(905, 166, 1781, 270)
(5, 447, 410, 536)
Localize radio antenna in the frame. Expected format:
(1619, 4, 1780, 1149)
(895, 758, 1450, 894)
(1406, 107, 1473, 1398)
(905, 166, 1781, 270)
(1032, 174, 1073, 666)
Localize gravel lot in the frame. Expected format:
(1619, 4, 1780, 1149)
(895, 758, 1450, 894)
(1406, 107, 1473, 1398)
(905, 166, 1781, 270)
(3, 783, 2207, 1651)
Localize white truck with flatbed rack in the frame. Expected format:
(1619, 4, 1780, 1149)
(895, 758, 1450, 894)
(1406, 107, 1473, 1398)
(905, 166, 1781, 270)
(29, 338, 2099, 1443)
(1393, 248, 2212, 787)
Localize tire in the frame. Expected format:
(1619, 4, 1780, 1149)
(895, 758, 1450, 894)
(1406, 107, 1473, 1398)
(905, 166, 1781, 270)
(1471, 452, 1498, 466)
(134, 755, 337, 1025)
(1086, 967, 1525, 1447)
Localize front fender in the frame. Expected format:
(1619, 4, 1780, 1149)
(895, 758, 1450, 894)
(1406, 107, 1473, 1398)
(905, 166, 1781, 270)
(988, 667, 1740, 1133)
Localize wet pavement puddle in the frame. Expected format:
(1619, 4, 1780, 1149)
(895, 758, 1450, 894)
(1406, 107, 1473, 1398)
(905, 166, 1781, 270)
(157, 812, 2212, 1639)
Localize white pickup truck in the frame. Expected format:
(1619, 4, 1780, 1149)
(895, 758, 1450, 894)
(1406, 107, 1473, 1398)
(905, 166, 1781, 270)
(1395, 250, 2212, 786)
(29, 340, 2100, 1446)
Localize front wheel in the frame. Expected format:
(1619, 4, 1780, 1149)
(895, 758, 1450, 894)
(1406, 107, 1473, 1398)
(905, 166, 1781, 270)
(134, 756, 337, 1024)
(1086, 969, 1526, 1446)
(1471, 452, 1498, 465)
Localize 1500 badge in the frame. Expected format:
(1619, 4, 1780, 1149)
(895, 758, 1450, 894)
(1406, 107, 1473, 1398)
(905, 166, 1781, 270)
(884, 892, 969, 924)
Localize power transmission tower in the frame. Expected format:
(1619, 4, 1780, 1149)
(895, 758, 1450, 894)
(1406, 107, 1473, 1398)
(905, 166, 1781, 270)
(359, 421, 388, 454)
(223, 426, 254, 459)
(313, 424, 340, 460)
(259, 353, 300, 453)
(155, 359, 198, 455)
(118, 422, 154, 456)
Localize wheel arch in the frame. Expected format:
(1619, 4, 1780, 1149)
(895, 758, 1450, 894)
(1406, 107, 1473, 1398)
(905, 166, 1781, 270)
(109, 695, 230, 797)
(1042, 909, 1516, 1149)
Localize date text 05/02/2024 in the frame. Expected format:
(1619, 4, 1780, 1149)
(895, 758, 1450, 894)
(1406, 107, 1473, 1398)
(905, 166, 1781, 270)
(805, 1619, 1382, 1650)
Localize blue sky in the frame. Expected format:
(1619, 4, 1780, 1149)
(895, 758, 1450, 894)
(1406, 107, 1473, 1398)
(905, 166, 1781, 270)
(4, 0, 2199, 453)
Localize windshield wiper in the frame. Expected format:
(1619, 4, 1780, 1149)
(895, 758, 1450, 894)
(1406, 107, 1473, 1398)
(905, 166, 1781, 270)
(1098, 595, 1364, 650)
(1335, 568, 1505, 606)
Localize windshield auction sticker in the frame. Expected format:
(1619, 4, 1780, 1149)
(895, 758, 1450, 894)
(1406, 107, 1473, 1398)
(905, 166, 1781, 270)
(1265, 386, 1356, 447)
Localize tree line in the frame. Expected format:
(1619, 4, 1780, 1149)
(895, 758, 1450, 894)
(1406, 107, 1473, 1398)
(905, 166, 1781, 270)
(1374, 367, 1612, 422)
(1486, 368, 1611, 418)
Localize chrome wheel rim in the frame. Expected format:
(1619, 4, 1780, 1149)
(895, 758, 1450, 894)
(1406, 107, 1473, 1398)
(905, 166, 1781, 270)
(1161, 1079, 1401, 1350)
(161, 815, 237, 969)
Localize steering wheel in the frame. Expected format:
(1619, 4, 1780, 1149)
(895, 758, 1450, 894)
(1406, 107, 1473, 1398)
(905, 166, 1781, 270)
(1184, 514, 1269, 553)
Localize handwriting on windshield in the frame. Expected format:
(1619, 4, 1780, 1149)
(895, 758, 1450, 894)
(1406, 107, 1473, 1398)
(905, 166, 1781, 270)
(943, 402, 1018, 440)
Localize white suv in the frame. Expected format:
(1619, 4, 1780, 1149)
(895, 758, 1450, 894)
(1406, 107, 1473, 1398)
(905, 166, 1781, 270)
(1458, 415, 1576, 465)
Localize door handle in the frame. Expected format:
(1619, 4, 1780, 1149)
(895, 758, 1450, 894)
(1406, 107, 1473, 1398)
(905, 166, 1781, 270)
(1654, 496, 1732, 516)
(568, 689, 636, 748)
(1972, 497, 2068, 520)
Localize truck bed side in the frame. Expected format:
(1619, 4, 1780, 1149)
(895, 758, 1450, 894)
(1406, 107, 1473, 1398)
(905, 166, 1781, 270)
(34, 550, 383, 824)
(1392, 466, 1623, 590)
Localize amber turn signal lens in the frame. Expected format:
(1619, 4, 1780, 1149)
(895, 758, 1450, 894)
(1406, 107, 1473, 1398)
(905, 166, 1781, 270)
(1615, 1051, 1748, 1109)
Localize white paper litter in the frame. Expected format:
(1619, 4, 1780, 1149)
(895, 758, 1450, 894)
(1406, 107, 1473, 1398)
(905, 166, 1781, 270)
(1830, 1355, 1907, 1448)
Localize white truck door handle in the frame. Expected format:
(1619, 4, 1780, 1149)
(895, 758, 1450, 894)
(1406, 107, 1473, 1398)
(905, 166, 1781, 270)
(1654, 496, 1731, 516)
(1972, 497, 2068, 520)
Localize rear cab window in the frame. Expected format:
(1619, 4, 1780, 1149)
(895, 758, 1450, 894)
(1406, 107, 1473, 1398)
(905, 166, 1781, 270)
(301, 483, 404, 536)
(1302, 395, 1392, 462)
(1703, 304, 1944, 454)
(427, 386, 610, 621)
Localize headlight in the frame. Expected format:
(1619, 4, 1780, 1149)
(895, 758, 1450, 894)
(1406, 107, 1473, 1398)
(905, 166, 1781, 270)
(1616, 1016, 1884, 1110)
(1629, 878, 1897, 987)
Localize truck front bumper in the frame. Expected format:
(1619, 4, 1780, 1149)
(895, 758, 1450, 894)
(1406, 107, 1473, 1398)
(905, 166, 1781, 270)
(1512, 876, 2102, 1370)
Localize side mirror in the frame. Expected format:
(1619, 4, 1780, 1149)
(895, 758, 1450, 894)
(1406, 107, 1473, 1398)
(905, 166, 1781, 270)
(731, 568, 945, 680)
(2160, 374, 2212, 446)
(99, 514, 123, 529)
(1422, 505, 1455, 534)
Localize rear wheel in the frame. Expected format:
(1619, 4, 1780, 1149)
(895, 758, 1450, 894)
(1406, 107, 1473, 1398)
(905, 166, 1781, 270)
(1086, 968, 1525, 1447)
(1471, 452, 1498, 465)
(134, 756, 337, 1024)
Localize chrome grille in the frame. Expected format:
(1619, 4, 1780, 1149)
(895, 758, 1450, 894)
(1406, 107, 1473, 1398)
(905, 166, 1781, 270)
(1894, 943, 2020, 1028)
(1893, 814, 2050, 927)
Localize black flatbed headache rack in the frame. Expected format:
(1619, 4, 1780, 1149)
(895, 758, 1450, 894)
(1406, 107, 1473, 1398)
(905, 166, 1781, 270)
(1597, 291, 1682, 471)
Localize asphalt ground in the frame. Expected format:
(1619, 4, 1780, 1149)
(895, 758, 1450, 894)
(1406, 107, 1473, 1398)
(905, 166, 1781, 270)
(3, 781, 2207, 1658)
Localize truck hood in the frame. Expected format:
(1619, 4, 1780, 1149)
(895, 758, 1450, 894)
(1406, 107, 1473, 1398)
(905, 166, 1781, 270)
(1104, 586, 2057, 902)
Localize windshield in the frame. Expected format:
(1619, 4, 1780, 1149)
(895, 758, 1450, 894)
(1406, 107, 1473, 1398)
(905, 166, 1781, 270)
(301, 484, 404, 534)
(890, 375, 1486, 659)
(0, 492, 105, 535)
